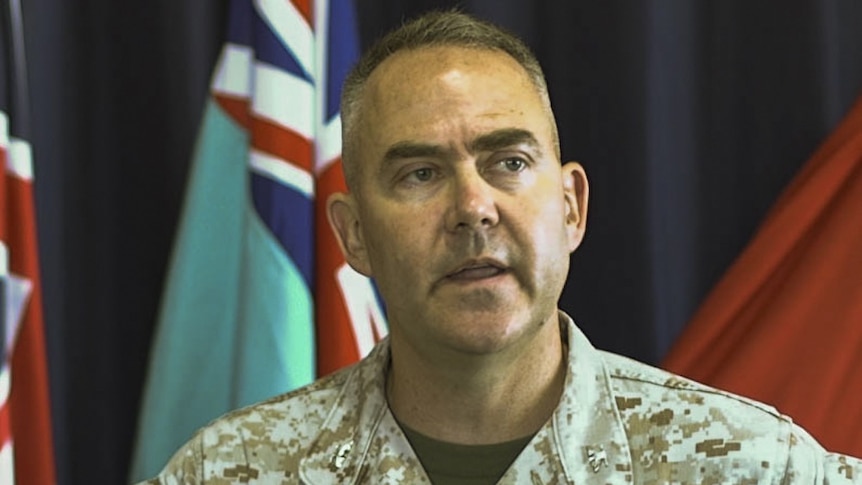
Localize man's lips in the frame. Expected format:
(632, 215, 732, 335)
(445, 260, 508, 281)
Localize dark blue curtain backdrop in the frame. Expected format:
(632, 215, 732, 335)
(19, 1, 862, 483)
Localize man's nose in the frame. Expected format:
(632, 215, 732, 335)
(444, 171, 500, 232)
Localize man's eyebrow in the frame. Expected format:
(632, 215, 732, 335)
(468, 128, 541, 154)
(380, 128, 542, 166)
(382, 142, 451, 164)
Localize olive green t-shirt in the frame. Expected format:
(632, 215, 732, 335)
(399, 422, 535, 485)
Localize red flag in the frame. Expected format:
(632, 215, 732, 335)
(663, 95, 862, 456)
(0, 113, 56, 484)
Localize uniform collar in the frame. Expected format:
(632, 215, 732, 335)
(298, 340, 427, 484)
(544, 312, 634, 484)
(299, 311, 633, 484)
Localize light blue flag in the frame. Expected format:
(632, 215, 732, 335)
(129, 0, 369, 479)
(129, 98, 314, 481)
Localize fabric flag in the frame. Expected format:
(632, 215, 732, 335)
(663, 95, 862, 456)
(0, 0, 57, 482)
(129, 0, 386, 481)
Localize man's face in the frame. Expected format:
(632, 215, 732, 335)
(330, 46, 587, 358)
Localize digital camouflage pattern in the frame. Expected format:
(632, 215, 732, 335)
(141, 313, 862, 484)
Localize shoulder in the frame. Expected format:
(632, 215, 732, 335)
(207, 366, 352, 445)
(599, 350, 797, 483)
(601, 349, 784, 420)
(599, 350, 862, 483)
(145, 339, 394, 483)
(150, 365, 356, 483)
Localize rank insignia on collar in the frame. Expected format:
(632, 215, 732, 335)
(585, 445, 609, 473)
(331, 441, 353, 470)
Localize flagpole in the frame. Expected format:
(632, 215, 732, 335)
(5, 0, 30, 138)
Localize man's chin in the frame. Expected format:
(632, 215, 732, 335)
(436, 312, 541, 356)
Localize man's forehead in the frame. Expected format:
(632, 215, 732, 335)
(344, 44, 560, 182)
(365, 45, 531, 95)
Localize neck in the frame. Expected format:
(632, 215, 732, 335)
(386, 313, 567, 445)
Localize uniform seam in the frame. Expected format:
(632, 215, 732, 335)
(610, 372, 790, 421)
(597, 361, 637, 484)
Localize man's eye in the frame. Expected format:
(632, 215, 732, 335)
(501, 158, 526, 172)
(406, 167, 435, 182)
(415, 168, 433, 180)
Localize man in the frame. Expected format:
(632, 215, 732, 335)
(142, 10, 862, 484)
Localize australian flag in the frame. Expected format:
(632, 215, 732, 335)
(130, 0, 387, 481)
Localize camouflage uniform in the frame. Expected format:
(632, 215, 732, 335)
(143, 312, 861, 484)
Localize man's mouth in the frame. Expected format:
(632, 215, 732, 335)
(446, 260, 507, 281)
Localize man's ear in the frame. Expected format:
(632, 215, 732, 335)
(326, 192, 373, 277)
(561, 161, 589, 252)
